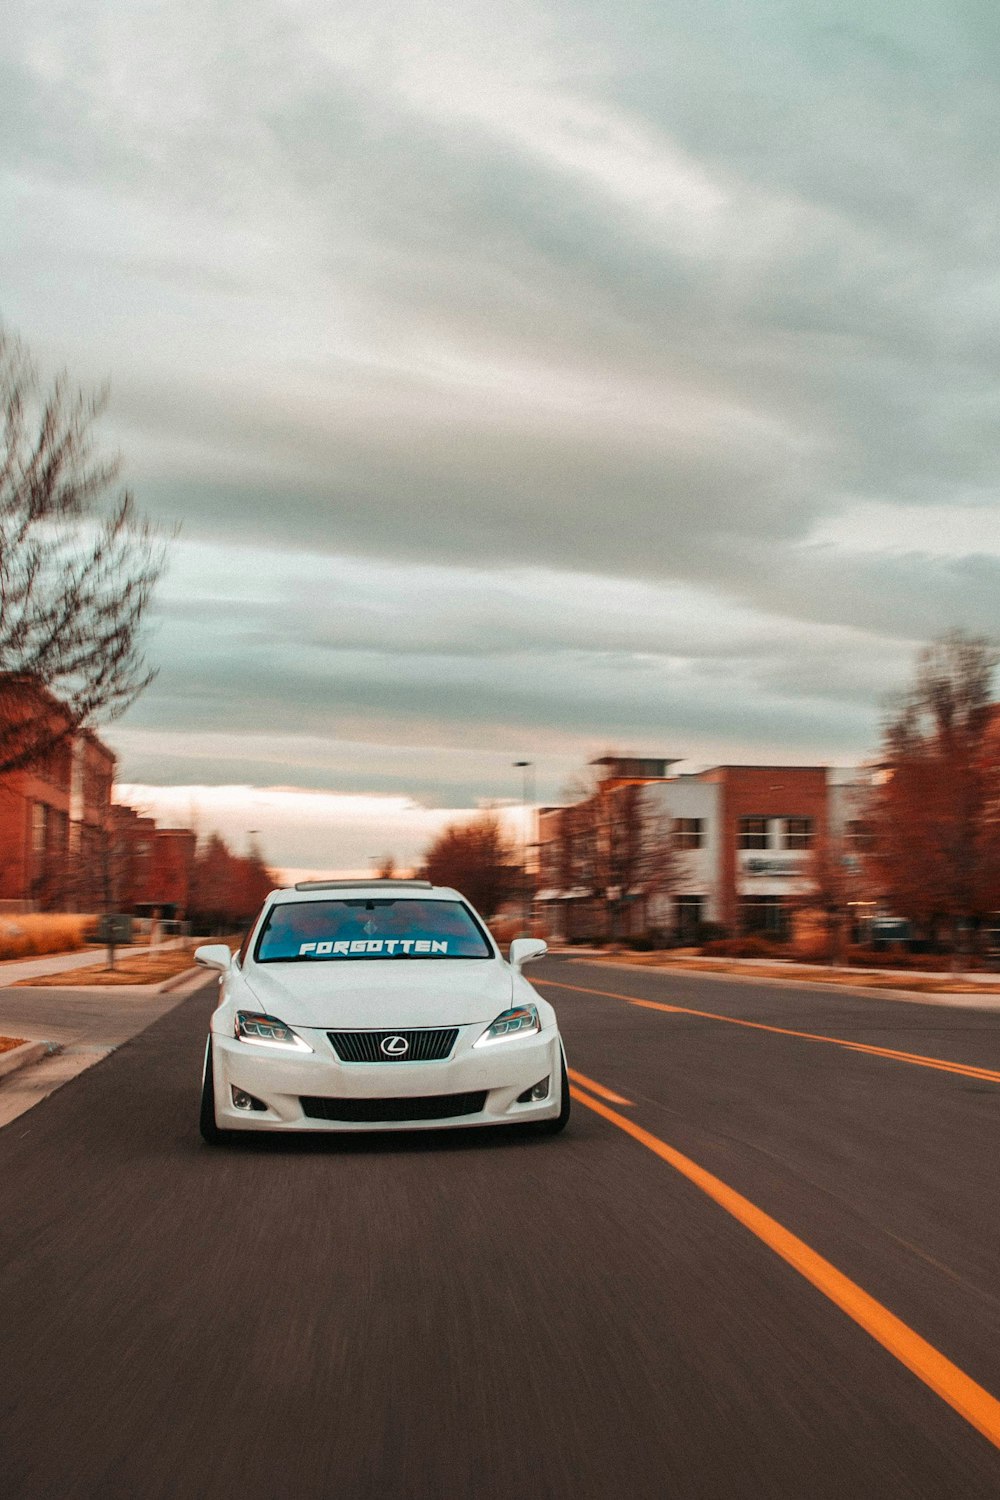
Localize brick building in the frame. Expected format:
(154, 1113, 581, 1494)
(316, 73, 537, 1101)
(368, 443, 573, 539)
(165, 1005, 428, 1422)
(68, 730, 117, 910)
(535, 756, 873, 942)
(0, 684, 75, 910)
(0, 678, 197, 916)
(699, 764, 830, 934)
(110, 805, 158, 912)
(106, 810, 196, 919)
(144, 827, 197, 920)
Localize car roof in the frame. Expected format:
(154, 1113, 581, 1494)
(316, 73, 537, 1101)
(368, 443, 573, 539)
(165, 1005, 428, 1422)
(265, 880, 464, 905)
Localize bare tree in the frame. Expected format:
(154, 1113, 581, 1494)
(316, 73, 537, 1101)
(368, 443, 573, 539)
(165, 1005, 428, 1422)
(0, 330, 166, 773)
(558, 761, 686, 940)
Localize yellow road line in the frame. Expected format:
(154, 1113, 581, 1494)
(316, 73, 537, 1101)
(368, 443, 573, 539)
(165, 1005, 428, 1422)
(569, 1082, 1000, 1450)
(539, 978, 1000, 1085)
(567, 1067, 632, 1105)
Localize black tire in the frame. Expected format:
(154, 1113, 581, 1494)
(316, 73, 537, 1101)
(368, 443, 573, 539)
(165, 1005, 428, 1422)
(533, 1054, 571, 1136)
(199, 1038, 229, 1144)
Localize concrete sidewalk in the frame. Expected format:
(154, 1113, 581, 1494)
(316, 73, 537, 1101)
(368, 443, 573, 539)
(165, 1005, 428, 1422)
(0, 966, 211, 1130)
(0, 938, 186, 985)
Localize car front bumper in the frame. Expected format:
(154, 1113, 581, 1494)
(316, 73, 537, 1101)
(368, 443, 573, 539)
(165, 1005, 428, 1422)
(209, 1024, 564, 1132)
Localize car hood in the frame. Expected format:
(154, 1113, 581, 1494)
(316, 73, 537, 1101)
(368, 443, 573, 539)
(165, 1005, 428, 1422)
(241, 958, 514, 1029)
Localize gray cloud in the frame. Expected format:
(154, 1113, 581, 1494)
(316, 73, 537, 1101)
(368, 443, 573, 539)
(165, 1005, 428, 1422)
(122, 541, 891, 794)
(4, 0, 1000, 815)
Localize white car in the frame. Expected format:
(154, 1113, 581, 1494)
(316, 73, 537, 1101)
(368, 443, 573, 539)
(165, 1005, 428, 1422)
(196, 879, 569, 1139)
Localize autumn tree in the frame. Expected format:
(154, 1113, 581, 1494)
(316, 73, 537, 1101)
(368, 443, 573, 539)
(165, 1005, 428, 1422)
(797, 824, 871, 963)
(868, 630, 1000, 951)
(0, 329, 165, 773)
(189, 833, 275, 931)
(419, 811, 521, 918)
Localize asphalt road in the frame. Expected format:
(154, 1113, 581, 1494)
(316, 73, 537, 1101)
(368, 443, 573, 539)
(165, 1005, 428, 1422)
(0, 973, 201, 1130)
(4, 956, 1000, 1498)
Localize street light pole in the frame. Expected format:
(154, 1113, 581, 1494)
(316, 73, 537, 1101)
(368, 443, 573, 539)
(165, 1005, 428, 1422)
(513, 761, 534, 930)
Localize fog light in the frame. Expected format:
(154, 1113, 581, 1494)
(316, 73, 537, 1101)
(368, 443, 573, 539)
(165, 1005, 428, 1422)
(231, 1086, 266, 1111)
(517, 1077, 549, 1103)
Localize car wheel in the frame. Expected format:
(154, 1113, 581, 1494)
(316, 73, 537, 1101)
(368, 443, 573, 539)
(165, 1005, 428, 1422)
(533, 1054, 571, 1135)
(199, 1038, 229, 1144)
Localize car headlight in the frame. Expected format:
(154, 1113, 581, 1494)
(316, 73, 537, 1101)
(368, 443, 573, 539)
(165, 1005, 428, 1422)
(235, 1011, 312, 1051)
(473, 1004, 541, 1047)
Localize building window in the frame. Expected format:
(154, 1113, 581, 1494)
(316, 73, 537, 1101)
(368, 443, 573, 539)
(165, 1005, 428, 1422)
(673, 818, 704, 849)
(738, 817, 770, 850)
(846, 819, 874, 851)
(31, 802, 48, 856)
(741, 895, 789, 939)
(52, 809, 69, 856)
(783, 818, 813, 850)
(674, 894, 704, 938)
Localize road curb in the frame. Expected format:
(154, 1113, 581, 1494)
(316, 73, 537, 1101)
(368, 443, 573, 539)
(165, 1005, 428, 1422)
(6, 963, 208, 996)
(559, 949, 1000, 990)
(564, 957, 1000, 1008)
(156, 965, 204, 994)
(0, 1039, 48, 1080)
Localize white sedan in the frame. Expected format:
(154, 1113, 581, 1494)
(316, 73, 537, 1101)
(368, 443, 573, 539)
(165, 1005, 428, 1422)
(197, 879, 569, 1139)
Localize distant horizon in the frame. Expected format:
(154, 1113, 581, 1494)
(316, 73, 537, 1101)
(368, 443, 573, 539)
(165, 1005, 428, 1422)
(114, 753, 871, 872)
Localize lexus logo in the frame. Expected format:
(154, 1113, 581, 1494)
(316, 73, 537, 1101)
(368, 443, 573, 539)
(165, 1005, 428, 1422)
(381, 1034, 409, 1057)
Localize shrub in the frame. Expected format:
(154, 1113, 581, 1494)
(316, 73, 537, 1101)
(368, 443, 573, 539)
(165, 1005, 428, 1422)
(701, 935, 790, 959)
(0, 913, 94, 961)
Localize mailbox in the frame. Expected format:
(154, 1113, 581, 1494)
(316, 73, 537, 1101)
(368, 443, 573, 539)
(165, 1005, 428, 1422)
(97, 913, 134, 945)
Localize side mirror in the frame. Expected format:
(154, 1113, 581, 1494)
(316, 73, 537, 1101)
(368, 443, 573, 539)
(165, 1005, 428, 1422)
(509, 937, 548, 970)
(194, 943, 232, 973)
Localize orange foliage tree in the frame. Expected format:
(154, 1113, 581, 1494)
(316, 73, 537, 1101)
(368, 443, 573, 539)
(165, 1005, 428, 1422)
(419, 812, 522, 918)
(188, 833, 275, 931)
(868, 631, 1000, 950)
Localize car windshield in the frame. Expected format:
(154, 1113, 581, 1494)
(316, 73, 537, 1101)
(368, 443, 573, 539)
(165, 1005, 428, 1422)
(254, 897, 494, 962)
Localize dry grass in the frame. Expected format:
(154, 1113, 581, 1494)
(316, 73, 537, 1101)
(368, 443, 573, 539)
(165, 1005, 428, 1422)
(0, 913, 94, 961)
(585, 951, 1000, 994)
(19, 944, 199, 988)
(0, 1035, 28, 1054)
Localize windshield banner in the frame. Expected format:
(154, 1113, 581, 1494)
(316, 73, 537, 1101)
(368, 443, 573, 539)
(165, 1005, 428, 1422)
(297, 939, 451, 956)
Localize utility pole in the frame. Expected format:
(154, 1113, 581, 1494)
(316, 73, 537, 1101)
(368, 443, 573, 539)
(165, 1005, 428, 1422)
(513, 761, 535, 929)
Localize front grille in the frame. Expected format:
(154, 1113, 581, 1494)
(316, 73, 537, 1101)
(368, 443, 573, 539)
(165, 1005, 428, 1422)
(328, 1028, 459, 1063)
(300, 1091, 487, 1123)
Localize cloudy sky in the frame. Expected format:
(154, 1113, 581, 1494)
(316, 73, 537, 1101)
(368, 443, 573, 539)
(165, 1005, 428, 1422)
(3, 1, 998, 872)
